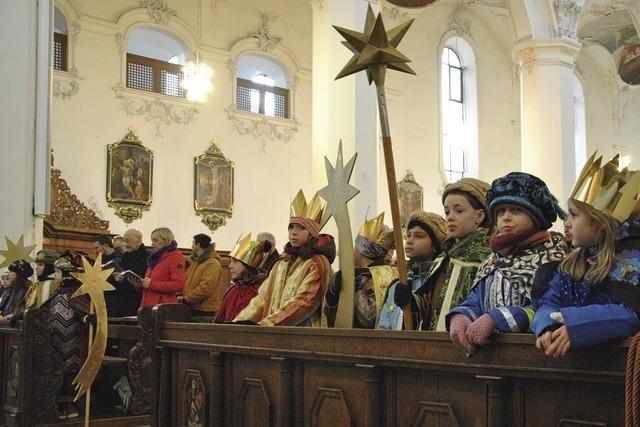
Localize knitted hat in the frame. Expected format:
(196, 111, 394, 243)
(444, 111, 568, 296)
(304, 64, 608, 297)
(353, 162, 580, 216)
(442, 177, 491, 214)
(486, 172, 566, 230)
(35, 249, 60, 265)
(289, 190, 324, 238)
(407, 211, 447, 251)
(8, 260, 33, 280)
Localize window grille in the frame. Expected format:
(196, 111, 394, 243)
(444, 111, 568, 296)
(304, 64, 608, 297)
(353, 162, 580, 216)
(126, 53, 185, 98)
(236, 78, 289, 119)
(53, 32, 67, 71)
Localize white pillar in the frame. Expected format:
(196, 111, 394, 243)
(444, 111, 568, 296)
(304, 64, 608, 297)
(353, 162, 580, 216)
(0, 1, 46, 248)
(312, 0, 380, 232)
(513, 38, 581, 205)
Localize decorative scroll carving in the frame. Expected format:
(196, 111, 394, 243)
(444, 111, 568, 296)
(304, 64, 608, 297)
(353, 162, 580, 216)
(53, 78, 79, 100)
(554, 0, 584, 39)
(410, 401, 460, 427)
(238, 378, 271, 424)
(9, 346, 19, 398)
(49, 168, 110, 231)
(310, 387, 352, 426)
(248, 12, 282, 52)
(139, 0, 177, 24)
(113, 87, 199, 138)
(448, 3, 471, 35)
(129, 307, 153, 415)
(226, 106, 298, 152)
(28, 307, 64, 424)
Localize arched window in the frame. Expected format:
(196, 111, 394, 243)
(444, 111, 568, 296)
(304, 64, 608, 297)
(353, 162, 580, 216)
(236, 54, 289, 119)
(126, 26, 188, 97)
(440, 38, 478, 183)
(53, 8, 68, 71)
(573, 74, 587, 177)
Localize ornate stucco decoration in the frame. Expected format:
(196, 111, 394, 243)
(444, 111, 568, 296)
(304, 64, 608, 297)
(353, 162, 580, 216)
(49, 168, 110, 231)
(554, 0, 584, 39)
(382, 4, 411, 22)
(448, 3, 471, 35)
(225, 106, 298, 152)
(248, 12, 282, 52)
(139, 0, 177, 24)
(309, 0, 326, 10)
(194, 139, 234, 233)
(210, 0, 228, 13)
(113, 87, 199, 138)
(53, 75, 80, 100)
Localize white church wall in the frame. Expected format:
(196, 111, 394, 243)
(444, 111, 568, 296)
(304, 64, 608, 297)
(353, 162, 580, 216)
(377, 1, 520, 216)
(51, 0, 313, 250)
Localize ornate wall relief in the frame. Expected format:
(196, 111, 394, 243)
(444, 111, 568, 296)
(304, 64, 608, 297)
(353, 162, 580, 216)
(210, 0, 228, 14)
(106, 129, 153, 224)
(248, 12, 282, 52)
(139, 0, 177, 24)
(225, 106, 298, 152)
(554, 0, 584, 39)
(113, 87, 199, 138)
(194, 139, 234, 232)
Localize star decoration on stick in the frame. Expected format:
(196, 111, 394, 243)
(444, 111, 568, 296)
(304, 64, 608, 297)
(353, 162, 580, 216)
(318, 140, 360, 228)
(334, 5, 415, 85)
(71, 253, 115, 400)
(0, 236, 36, 268)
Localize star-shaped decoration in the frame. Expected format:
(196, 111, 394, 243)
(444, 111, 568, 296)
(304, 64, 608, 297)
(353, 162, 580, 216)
(334, 5, 415, 85)
(0, 235, 36, 269)
(318, 140, 360, 228)
(71, 254, 115, 299)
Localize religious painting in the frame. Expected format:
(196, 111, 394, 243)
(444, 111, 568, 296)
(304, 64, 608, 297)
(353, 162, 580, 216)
(194, 139, 234, 232)
(619, 43, 640, 85)
(398, 170, 423, 228)
(106, 129, 153, 223)
(182, 370, 206, 427)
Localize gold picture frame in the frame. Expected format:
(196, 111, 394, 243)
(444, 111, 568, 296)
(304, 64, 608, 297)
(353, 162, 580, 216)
(106, 129, 153, 223)
(194, 139, 234, 232)
(398, 170, 423, 228)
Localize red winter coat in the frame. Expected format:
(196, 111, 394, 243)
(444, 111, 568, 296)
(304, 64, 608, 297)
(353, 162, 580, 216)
(141, 248, 186, 308)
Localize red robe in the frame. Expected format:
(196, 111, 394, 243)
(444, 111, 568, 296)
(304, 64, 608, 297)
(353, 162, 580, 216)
(214, 276, 265, 323)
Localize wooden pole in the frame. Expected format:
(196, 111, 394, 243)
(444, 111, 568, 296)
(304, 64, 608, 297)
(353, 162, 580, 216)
(83, 303, 94, 427)
(375, 79, 414, 330)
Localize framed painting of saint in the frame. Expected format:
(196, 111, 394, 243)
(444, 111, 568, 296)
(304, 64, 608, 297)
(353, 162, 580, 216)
(398, 170, 423, 228)
(106, 129, 153, 223)
(194, 139, 234, 232)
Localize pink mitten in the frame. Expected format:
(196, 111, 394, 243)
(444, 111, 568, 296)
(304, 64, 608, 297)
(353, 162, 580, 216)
(466, 313, 495, 346)
(448, 314, 475, 355)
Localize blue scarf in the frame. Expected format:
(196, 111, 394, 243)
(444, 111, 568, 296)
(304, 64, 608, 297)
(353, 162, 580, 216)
(147, 240, 178, 269)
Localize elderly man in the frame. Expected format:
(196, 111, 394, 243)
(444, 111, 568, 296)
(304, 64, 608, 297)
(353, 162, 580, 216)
(179, 234, 222, 317)
(111, 229, 148, 316)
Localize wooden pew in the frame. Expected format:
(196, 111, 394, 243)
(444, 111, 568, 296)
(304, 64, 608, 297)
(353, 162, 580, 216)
(147, 304, 627, 427)
(0, 308, 150, 426)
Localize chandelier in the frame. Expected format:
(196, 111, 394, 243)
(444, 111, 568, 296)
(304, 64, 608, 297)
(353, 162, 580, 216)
(182, 54, 213, 103)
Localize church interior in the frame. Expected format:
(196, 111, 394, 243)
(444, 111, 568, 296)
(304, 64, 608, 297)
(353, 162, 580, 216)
(1, 0, 640, 425)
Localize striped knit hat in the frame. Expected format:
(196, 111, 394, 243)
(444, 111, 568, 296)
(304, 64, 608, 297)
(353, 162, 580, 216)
(289, 190, 324, 238)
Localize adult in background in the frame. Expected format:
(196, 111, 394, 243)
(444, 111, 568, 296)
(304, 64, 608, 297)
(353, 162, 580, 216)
(179, 234, 222, 317)
(0, 260, 33, 321)
(112, 235, 125, 252)
(141, 227, 185, 308)
(93, 235, 123, 267)
(256, 231, 280, 273)
(111, 229, 148, 316)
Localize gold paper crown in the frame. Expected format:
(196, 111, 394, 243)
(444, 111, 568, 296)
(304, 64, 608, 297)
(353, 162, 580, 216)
(290, 189, 324, 223)
(376, 228, 395, 251)
(228, 233, 265, 270)
(358, 212, 385, 242)
(570, 152, 640, 223)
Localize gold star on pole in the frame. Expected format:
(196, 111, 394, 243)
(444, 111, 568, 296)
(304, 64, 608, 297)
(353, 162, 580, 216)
(0, 235, 36, 268)
(318, 140, 359, 228)
(334, 5, 415, 85)
(70, 253, 115, 401)
(317, 141, 359, 328)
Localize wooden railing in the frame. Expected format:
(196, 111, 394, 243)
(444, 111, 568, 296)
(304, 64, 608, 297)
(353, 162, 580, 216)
(148, 304, 627, 427)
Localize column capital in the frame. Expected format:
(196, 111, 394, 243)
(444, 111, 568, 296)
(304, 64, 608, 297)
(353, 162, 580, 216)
(512, 38, 581, 72)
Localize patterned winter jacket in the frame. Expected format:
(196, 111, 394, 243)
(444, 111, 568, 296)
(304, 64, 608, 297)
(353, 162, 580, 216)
(531, 220, 640, 348)
(447, 231, 567, 333)
(413, 230, 491, 331)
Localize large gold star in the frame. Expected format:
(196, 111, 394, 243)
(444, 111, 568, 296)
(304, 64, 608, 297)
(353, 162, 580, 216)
(71, 254, 115, 400)
(0, 235, 36, 268)
(334, 5, 415, 85)
(318, 140, 359, 228)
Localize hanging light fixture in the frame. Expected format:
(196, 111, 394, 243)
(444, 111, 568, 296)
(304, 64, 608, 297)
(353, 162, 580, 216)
(182, 52, 213, 103)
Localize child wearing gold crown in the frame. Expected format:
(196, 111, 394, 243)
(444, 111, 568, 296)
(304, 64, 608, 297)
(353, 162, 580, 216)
(323, 213, 398, 328)
(532, 154, 640, 356)
(234, 190, 336, 326)
(214, 234, 273, 323)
